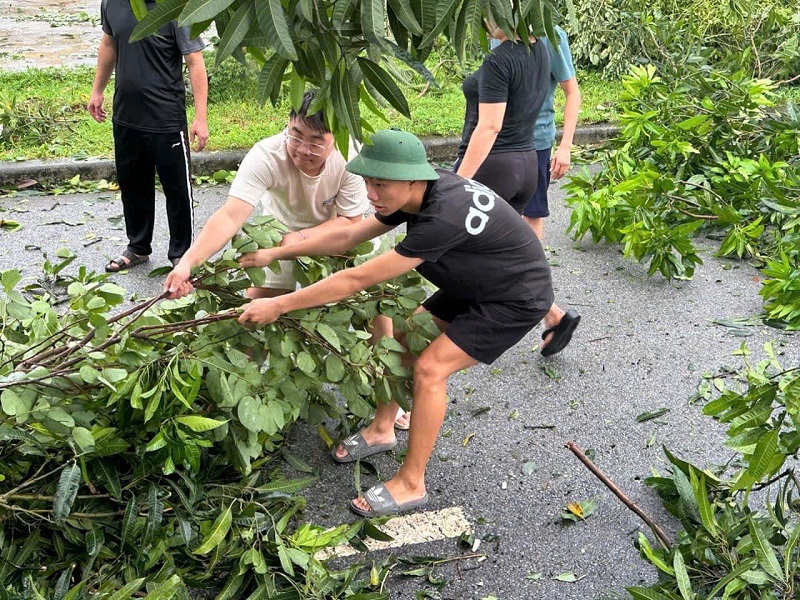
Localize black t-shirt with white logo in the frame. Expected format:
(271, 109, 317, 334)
(101, 0, 205, 132)
(458, 40, 550, 158)
(375, 170, 553, 310)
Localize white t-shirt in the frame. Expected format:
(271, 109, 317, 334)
(229, 133, 368, 230)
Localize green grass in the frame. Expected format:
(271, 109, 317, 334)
(0, 58, 624, 162)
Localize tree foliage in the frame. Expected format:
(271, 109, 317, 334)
(128, 0, 558, 148)
(560, 0, 800, 80)
(564, 58, 800, 326)
(632, 343, 800, 599)
(0, 219, 440, 597)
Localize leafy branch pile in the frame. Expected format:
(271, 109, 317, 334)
(629, 343, 800, 599)
(0, 216, 440, 598)
(564, 59, 800, 327)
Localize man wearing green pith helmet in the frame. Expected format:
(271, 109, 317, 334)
(237, 128, 555, 517)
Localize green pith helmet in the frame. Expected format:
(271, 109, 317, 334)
(346, 128, 439, 181)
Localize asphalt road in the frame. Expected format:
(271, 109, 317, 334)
(1, 173, 797, 599)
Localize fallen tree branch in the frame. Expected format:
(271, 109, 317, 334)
(565, 440, 672, 549)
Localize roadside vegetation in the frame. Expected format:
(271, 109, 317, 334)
(0, 55, 621, 161)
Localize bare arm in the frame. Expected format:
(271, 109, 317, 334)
(184, 51, 209, 150)
(280, 214, 362, 246)
(87, 33, 116, 123)
(239, 250, 423, 325)
(551, 77, 581, 180)
(456, 102, 506, 180)
(238, 216, 393, 269)
(164, 196, 254, 296)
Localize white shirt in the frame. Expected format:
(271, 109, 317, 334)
(229, 133, 368, 230)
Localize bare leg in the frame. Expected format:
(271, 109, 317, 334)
(523, 215, 544, 240)
(351, 333, 478, 511)
(520, 215, 568, 351)
(335, 308, 448, 459)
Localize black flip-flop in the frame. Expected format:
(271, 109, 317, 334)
(540, 309, 581, 357)
(105, 249, 150, 273)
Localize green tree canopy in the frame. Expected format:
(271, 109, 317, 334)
(129, 0, 558, 148)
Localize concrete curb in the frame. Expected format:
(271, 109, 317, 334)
(0, 124, 619, 188)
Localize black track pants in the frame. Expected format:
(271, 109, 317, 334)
(113, 123, 194, 261)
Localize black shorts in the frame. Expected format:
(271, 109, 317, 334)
(471, 149, 539, 214)
(423, 290, 547, 364)
(522, 148, 551, 219)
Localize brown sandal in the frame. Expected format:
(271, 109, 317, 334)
(105, 249, 149, 273)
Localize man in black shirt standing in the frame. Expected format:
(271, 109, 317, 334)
(88, 0, 208, 272)
(207, 129, 555, 517)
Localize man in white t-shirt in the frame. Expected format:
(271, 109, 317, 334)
(165, 90, 368, 298)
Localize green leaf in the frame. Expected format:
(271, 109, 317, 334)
(282, 449, 314, 473)
(418, 0, 459, 48)
(215, 2, 254, 65)
(357, 57, 410, 118)
(256, 475, 317, 494)
(130, 0, 185, 42)
(636, 407, 670, 422)
(178, 0, 235, 26)
(102, 368, 128, 384)
(1, 389, 33, 417)
(71, 426, 95, 451)
(130, 0, 148, 20)
(107, 578, 146, 600)
(296, 351, 316, 374)
(257, 53, 290, 106)
(238, 395, 261, 432)
(53, 463, 81, 526)
(745, 427, 780, 482)
(120, 496, 137, 547)
(673, 550, 694, 600)
(175, 415, 228, 432)
(689, 468, 717, 537)
(636, 532, 674, 575)
(92, 457, 122, 501)
(315, 323, 341, 351)
(387, 0, 423, 35)
(748, 516, 784, 582)
(193, 505, 233, 554)
(53, 564, 74, 600)
(325, 354, 346, 382)
(85, 526, 104, 557)
(142, 574, 182, 599)
(361, 0, 389, 50)
(255, 0, 298, 60)
(246, 267, 267, 288)
(627, 588, 674, 600)
(277, 544, 295, 577)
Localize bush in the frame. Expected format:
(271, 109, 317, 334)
(0, 95, 80, 148)
(560, 0, 800, 81)
(632, 343, 800, 598)
(564, 59, 800, 325)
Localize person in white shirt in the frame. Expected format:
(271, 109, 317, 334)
(165, 90, 368, 298)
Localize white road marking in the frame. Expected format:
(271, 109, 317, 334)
(315, 506, 472, 560)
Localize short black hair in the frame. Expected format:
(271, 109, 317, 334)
(289, 90, 329, 134)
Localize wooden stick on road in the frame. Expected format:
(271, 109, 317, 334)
(565, 440, 672, 549)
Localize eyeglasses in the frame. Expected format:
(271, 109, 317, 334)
(283, 130, 333, 156)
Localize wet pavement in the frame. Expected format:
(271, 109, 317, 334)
(2, 173, 797, 599)
(0, 0, 100, 71)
